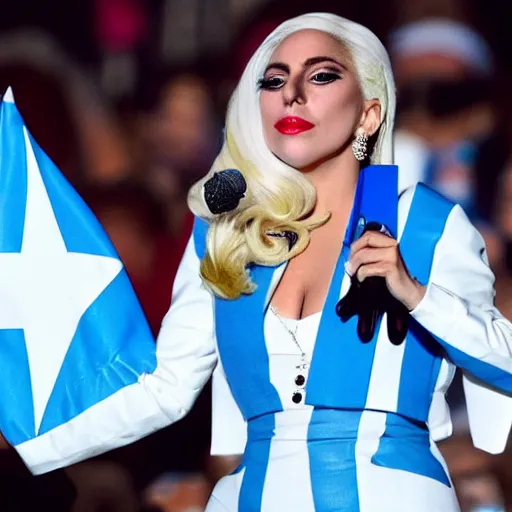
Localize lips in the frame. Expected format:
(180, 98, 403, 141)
(274, 116, 315, 135)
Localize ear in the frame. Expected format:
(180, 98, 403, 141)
(358, 99, 381, 137)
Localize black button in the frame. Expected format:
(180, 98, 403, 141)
(292, 392, 303, 404)
(295, 375, 305, 386)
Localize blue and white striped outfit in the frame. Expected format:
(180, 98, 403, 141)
(10, 163, 512, 511)
(200, 165, 512, 511)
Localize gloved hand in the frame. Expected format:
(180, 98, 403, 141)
(335, 221, 409, 345)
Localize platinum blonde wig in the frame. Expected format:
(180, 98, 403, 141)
(188, 12, 396, 299)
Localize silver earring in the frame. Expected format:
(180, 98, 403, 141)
(352, 133, 368, 161)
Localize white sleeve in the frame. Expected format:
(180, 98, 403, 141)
(210, 360, 247, 456)
(410, 204, 512, 453)
(16, 235, 217, 474)
(410, 204, 512, 383)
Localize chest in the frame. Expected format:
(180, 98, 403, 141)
(271, 225, 347, 319)
(210, 185, 455, 423)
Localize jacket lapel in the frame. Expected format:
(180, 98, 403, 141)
(306, 165, 399, 408)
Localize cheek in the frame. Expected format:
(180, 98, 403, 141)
(259, 94, 279, 140)
(318, 85, 361, 133)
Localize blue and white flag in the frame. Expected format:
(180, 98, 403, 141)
(0, 88, 156, 456)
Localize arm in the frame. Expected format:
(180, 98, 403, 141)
(15, 235, 217, 475)
(410, 204, 512, 391)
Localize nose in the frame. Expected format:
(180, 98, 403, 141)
(282, 75, 306, 107)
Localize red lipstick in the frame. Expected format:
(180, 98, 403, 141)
(274, 116, 315, 135)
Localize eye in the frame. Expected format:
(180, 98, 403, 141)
(258, 76, 285, 90)
(311, 71, 342, 84)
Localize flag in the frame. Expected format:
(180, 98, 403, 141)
(0, 87, 156, 449)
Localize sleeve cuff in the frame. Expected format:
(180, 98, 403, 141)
(410, 282, 468, 341)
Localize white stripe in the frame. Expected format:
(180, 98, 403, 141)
(264, 263, 286, 309)
(261, 312, 316, 510)
(364, 315, 406, 412)
(428, 359, 455, 441)
(355, 410, 387, 511)
(210, 362, 247, 456)
(264, 311, 317, 409)
(260, 410, 315, 511)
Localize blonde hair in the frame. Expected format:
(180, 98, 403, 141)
(188, 12, 396, 299)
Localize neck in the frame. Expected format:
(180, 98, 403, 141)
(304, 149, 360, 217)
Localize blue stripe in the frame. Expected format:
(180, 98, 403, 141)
(215, 263, 283, 420)
(358, 165, 399, 239)
(0, 330, 35, 444)
(371, 413, 451, 487)
(39, 269, 156, 434)
(239, 413, 275, 511)
(307, 165, 398, 408)
(400, 185, 453, 286)
(192, 216, 208, 259)
(396, 321, 442, 421)
(397, 185, 453, 420)
(29, 133, 117, 258)
(433, 337, 512, 393)
(0, 101, 27, 252)
(193, 215, 282, 420)
(308, 409, 362, 511)
(0, 99, 35, 443)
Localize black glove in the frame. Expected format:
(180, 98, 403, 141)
(335, 221, 409, 345)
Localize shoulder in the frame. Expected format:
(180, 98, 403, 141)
(397, 184, 457, 240)
(398, 184, 488, 268)
(399, 183, 455, 216)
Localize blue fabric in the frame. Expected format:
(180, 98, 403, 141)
(307, 165, 398, 408)
(371, 413, 451, 487)
(0, 330, 35, 445)
(237, 410, 444, 510)
(308, 409, 362, 511)
(191, 206, 282, 420)
(39, 269, 157, 434)
(0, 100, 27, 252)
(215, 263, 283, 420)
(432, 336, 512, 393)
(397, 185, 453, 420)
(400, 185, 454, 286)
(0, 96, 156, 445)
(29, 133, 117, 258)
(192, 216, 208, 259)
(238, 414, 276, 511)
(0, 100, 34, 444)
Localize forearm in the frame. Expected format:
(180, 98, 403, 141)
(412, 282, 512, 391)
(14, 368, 203, 475)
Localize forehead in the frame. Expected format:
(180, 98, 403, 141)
(270, 29, 349, 62)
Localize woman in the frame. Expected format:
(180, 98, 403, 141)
(6, 13, 512, 511)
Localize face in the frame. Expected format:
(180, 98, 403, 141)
(259, 29, 380, 171)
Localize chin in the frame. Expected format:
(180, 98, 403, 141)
(273, 145, 321, 170)
(278, 151, 330, 171)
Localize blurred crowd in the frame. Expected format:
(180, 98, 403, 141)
(1, 0, 512, 511)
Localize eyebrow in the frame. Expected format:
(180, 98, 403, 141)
(264, 56, 346, 75)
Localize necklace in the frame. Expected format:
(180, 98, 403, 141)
(269, 305, 309, 404)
